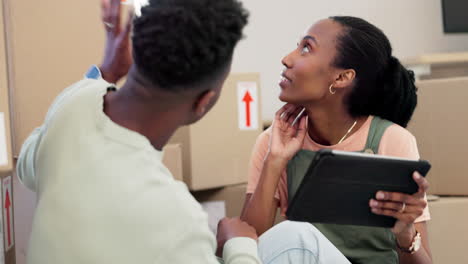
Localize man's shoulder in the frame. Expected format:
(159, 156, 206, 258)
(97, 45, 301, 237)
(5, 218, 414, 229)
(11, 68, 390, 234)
(43, 79, 109, 123)
(59, 79, 109, 105)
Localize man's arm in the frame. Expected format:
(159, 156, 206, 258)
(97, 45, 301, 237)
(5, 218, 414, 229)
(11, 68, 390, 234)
(223, 237, 261, 264)
(16, 77, 101, 191)
(99, 0, 133, 84)
(155, 235, 260, 264)
(154, 215, 260, 264)
(16, 127, 43, 191)
(16, 0, 133, 190)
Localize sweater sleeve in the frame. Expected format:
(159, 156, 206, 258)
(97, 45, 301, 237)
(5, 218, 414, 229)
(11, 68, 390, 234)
(16, 78, 106, 191)
(16, 127, 44, 191)
(152, 179, 261, 264)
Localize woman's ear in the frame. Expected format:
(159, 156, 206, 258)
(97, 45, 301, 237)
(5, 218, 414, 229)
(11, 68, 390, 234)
(333, 69, 356, 89)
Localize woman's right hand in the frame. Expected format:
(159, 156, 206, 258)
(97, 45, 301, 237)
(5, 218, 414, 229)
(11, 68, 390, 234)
(268, 104, 308, 163)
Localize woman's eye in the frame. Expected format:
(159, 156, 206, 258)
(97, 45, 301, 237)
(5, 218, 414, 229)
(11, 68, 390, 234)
(301, 45, 310, 54)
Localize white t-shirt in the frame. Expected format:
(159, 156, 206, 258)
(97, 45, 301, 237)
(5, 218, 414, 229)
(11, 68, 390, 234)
(17, 78, 260, 264)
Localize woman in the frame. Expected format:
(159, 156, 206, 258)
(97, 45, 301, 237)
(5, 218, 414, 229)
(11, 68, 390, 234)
(241, 16, 432, 264)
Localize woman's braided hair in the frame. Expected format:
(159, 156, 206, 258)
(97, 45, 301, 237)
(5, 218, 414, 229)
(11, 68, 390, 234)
(330, 16, 417, 128)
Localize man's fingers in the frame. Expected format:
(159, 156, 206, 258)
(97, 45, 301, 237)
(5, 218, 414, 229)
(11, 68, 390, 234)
(108, 0, 121, 32)
(117, 9, 134, 42)
(101, 0, 110, 21)
(123, 9, 134, 37)
(101, 0, 114, 32)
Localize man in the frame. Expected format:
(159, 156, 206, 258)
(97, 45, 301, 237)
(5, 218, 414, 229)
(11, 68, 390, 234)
(17, 0, 357, 263)
(17, 0, 260, 263)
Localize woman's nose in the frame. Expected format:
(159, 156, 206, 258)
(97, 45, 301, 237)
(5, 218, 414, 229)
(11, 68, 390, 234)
(281, 51, 294, 69)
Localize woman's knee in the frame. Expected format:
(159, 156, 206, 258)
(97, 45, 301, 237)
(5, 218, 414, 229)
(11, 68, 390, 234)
(258, 221, 323, 263)
(258, 221, 350, 264)
(259, 221, 322, 252)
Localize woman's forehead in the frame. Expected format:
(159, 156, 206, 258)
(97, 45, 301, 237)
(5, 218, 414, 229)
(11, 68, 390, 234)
(301, 19, 343, 44)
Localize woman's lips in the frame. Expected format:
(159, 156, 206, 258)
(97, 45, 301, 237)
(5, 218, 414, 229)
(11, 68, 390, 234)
(279, 74, 292, 89)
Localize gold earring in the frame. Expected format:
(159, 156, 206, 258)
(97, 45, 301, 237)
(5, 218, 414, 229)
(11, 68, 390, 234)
(329, 84, 336, 95)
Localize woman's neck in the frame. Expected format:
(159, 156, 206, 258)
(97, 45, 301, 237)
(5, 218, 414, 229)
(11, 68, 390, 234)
(305, 104, 367, 146)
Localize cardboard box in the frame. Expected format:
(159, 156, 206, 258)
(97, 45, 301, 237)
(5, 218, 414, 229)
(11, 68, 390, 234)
(0, 0, 13, 173)
(192, 184, 248, 218)
(192, 184, 247, 234)
(0, 2, 16, 262)
(427, 197, 468, 264)
(169, 73, 262, 190)
(0, 170, 16, 264)
(5, 0, 104, 157)
(408, 77, 468, 195)
(193, 184, 285, 233)
(162, 144, 183, 182)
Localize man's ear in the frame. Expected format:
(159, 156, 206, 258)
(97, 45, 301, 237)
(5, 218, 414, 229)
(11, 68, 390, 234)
(194, 90, 217, 117)
(333, 69, 356, 89)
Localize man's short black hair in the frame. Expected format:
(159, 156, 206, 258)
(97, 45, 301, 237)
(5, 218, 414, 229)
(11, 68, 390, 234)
(132, 0, 249, 91)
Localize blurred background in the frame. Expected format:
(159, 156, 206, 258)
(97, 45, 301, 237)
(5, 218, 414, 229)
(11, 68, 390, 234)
(0, 0, 467, 263)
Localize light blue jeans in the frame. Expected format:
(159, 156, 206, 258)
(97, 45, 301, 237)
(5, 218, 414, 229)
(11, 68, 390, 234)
(258, 221, 351, 264)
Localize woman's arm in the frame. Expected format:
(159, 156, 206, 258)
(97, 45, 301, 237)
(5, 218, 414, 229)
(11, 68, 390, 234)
(396, 222, 432, 264)
(370, 172, 432, 264)
(241, 104, 308, 235)
(241, 156, 286, 235)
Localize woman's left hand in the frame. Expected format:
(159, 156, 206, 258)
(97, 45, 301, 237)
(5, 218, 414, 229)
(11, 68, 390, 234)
(369, 172, 429, 247)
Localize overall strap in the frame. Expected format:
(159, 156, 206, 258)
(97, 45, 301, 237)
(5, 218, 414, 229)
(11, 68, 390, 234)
(363, 116, 394, 154)
(287, 149, 317, 204)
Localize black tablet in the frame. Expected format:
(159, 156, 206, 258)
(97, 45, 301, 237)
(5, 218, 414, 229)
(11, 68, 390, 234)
(286, 149, 431, 228)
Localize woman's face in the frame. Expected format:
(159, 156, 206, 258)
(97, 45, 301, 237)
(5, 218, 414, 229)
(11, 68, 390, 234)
(279, 19, 344, 104)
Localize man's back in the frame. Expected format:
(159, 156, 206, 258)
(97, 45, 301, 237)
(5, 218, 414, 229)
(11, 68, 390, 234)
(19, 79, 219, 263)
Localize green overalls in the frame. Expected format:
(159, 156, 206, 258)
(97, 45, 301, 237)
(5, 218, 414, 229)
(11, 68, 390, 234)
(287, 116, 399, 264)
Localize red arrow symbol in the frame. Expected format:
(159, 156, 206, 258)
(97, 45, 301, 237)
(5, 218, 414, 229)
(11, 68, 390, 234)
(242, 91, 253, 127)
(4, 189, 11, 247)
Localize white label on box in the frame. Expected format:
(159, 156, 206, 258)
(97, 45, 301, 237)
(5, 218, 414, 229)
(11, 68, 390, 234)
(200, 201, 226, 235)
(237, 82, 259, 130)
(0, 113, 8, 167)
(2, 176, 13, 251)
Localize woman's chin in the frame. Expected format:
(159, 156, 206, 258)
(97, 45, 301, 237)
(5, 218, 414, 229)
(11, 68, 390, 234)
(279, 92, 296, 103)
(278, 91, 288, 102)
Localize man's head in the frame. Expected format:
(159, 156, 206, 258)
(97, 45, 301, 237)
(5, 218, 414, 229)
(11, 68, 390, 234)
(131, 0, 249, 124)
